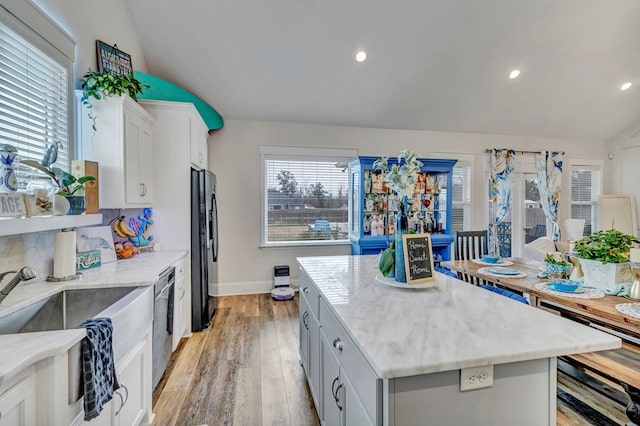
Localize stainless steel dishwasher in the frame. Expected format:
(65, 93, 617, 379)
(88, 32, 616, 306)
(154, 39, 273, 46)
(152, 266, 175, 389)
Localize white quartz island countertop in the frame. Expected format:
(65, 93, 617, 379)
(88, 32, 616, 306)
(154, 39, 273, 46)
(297, 255, 621, 379)
(0, 250, 186, 386)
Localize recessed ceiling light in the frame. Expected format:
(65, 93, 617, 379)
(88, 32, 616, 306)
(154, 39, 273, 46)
(620, 82, 632, 91)
(509, 69, 520, 79)
(355, 51, 367, 63)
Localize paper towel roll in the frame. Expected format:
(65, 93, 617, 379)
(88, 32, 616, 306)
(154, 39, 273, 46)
(53, 231, 76, 278)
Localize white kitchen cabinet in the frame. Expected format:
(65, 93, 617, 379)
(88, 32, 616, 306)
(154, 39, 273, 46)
(172, 255, 188, 351)
(80, 327, 152, 426)
(189, 114, 209, 170)
(75, 91, 155, 208)
(299, 275, 321, 410)
(0, 373, 36, 426)
(140, 99, 211, 337)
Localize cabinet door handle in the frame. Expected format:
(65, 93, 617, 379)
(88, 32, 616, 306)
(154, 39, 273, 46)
(332, 337, 343, 352)
(140, 183, 147, 196)
(114, 384, 129, 416)
(199, 152, 203, 163)
(335, 383, 344, 411)
(302, 287, 309, 294)
(331, 376, 339, 399)
(303, 311, 309, 329)
(180, 286, 186, 300)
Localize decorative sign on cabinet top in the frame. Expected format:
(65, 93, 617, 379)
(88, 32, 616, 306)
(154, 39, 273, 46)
(96, 40, 133, 76)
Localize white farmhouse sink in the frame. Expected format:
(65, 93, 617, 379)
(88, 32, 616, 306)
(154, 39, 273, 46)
(0, 285, 154, 402)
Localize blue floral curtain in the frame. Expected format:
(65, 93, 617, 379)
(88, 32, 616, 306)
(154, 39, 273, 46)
(489, 149, 515, 255)
(535, 151, 563, 241)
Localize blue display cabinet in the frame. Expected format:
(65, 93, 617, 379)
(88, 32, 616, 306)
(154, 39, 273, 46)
(348, 156, 457, 262)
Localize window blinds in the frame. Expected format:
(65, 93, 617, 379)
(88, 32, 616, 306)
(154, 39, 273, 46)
(263, 158, 350, 244)
(0, 19, 69, 189)
(451, 163, 472, 232)
(571, 166, 601, 234)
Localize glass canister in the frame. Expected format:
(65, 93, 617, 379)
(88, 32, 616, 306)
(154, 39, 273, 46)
(25, 176, 55, 216)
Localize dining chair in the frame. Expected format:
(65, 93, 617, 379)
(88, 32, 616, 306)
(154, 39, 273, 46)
(454, 230, 489, 285)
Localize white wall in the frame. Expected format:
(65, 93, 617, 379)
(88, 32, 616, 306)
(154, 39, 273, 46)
(34, 0, 147, 84)
(209, 119, 607, 293)
(606, 116, 640, 232)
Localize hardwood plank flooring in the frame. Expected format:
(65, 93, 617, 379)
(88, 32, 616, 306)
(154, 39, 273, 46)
(153, 294, 626, 426)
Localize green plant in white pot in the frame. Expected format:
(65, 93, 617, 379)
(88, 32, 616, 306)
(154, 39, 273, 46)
(574, 229, 639, 293)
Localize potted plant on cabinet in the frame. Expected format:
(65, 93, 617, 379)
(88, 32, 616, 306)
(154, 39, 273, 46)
(22, 142, 96, 215)
(574, 229, 639, 293)
(79, 69, 148, 130)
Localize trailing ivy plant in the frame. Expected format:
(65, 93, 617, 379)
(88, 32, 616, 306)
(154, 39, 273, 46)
(79, 69, 149, 130)
(574, 229, 640, 264)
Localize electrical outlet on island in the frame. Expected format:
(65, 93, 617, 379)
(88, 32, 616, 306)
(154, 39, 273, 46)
(460, 365, 494, 391)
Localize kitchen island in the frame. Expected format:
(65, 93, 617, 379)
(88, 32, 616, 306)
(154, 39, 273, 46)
(297, 255, 621, 426)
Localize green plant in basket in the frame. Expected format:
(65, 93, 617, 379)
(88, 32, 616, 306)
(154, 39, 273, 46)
(574, 229, 639, 264)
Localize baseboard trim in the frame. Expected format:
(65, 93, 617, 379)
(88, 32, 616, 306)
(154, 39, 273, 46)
(213, 279, 300, 296)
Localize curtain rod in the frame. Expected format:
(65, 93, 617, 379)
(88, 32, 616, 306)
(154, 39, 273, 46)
(484, 149, 565, 155)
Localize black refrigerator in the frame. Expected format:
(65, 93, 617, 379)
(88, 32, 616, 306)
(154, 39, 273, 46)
(191, 168, 219, 331)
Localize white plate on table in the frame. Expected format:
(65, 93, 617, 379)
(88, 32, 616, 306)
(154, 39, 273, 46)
(485, 267, 522, 276)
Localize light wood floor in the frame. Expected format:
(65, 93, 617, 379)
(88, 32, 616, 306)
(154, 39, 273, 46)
(152, 294, 627, 426)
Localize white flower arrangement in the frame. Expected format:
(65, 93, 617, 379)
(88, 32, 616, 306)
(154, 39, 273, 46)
(373, 149, 423, 203)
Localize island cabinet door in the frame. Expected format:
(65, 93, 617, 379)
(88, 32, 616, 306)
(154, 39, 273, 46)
(299, 291, 311, 376)
(321, 330, 343, 426)
(341, 370, 374, 426)
(307, 306, 321, 410)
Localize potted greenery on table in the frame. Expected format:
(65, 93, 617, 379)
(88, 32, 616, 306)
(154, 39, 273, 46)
(574, 229, 639, 293)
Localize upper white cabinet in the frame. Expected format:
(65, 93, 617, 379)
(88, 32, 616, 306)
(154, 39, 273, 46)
(189, 114, 209, 170)
(75, 91, 155, 208)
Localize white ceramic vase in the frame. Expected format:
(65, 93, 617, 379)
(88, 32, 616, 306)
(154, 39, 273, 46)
(54, 195, 70, 216)
(578, 258, 633, 293)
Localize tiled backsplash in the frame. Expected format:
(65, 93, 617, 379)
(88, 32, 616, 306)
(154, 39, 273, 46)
(0, 208, 146, 282)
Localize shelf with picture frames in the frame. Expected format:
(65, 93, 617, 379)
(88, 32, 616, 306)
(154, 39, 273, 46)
(348, 156, 458, 260)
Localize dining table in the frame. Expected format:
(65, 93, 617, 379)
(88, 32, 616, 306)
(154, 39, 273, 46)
(442, 256, 640, 425)
(441, 257, 640, 336)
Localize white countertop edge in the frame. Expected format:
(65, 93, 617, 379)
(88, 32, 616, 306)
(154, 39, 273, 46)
(378, 338, 621, 379)
(0, 329, 85, 388)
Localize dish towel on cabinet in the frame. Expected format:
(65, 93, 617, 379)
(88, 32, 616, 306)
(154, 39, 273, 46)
(78, 317, 120, 420)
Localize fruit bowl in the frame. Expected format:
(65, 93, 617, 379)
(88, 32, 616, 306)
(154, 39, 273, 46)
(482, 255, 501, 264)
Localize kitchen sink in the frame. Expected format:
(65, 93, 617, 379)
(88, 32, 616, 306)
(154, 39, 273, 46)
(0, 285, 154, 403)
(0, 287, 138, 334)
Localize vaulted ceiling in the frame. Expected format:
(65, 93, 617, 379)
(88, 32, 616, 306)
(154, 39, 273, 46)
(126, 0, 640, 141)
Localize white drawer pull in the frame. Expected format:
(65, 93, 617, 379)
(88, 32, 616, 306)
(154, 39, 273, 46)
(333, 337, 343, 351)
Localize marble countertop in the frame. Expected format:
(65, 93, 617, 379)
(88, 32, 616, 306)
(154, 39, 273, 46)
(297, 255, 621, 379)
(0, 250, 186, 388)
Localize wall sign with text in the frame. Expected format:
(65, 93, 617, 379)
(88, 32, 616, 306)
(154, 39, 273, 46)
(96, 40, 133, 76)
(403, 233, 436, 284)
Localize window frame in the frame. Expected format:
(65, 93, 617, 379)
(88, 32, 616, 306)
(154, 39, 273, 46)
(431, 152, 474, 234)
(568, 159, 603, 235)
(0, 2, 75, 173)
(259, 145, 356, 247)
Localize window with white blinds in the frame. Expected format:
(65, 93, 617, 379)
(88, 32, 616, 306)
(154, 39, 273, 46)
(0, 15, 70, 190)
(451, 162, 472, 233)
(570, 164, 602, 235)
(261, 146, 354, 245)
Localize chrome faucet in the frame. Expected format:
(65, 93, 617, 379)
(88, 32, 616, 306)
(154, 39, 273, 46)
(0, 267, 37, 303)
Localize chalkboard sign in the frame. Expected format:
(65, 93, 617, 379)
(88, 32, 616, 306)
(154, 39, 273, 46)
(403, 233, 435, 284)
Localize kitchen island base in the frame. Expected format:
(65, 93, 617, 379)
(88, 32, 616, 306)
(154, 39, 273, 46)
(384, 358, 556, 425)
